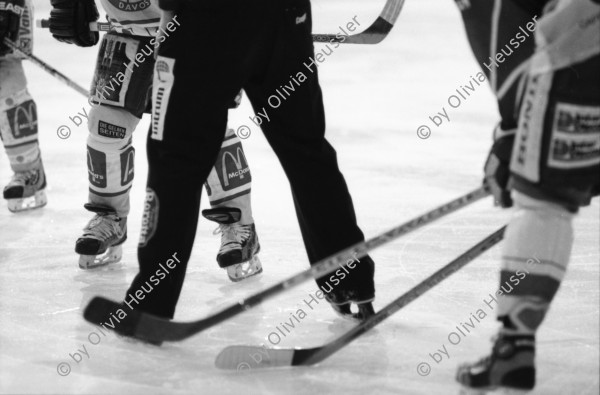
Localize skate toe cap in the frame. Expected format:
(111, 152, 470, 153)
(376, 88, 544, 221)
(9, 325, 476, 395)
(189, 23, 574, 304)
(75, 239, 103, 255)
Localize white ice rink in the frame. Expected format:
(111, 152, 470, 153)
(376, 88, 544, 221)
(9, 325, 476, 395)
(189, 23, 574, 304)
(0, 1, 598, 394)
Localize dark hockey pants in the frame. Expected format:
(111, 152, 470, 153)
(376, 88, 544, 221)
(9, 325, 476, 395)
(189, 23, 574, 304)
(127, 0, 375, 318)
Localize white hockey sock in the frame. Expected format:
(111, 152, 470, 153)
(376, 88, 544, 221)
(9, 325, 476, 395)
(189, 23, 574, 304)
(497, 191, 575, 336)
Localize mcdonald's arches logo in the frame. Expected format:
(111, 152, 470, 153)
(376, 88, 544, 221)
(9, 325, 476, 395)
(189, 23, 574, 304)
(7, 100, 37, 139)
(216, 142, 251, 191)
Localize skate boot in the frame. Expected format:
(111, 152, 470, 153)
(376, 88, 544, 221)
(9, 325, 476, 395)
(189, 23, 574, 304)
(75, 203, 127, 269)
(456, 334, 536, 394)
(202, 207, 262, 282)
(3, 164, 47, 213)
(323, 255, 376, 322)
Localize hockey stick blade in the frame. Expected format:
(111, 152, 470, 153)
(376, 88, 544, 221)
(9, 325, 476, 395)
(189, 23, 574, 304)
(312, 17, 393, 45)
(83, 186, 489, 343)
(215, 226, 506, 369)
(312, 0, 406, 44)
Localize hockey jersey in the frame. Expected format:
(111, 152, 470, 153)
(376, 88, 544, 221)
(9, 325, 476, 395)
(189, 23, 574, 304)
(98, 0, 161, 36)
(0, 0, 34, 58)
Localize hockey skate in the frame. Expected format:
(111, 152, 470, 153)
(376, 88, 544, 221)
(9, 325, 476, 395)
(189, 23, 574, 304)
(202, 207, 262, 282)
(3, 165, 47, 213)
(456, 334, 536, 394)
(325, 285, 375, 322)
(75, 203, 127, 269)
(329, 300, 375, 322)
(323, 255, 376, 322)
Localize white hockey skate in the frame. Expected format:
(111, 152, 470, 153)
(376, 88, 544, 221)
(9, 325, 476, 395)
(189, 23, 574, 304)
(202, 207, 262, 282)
(3, 165, 47, 213)
(75, 203, 127, 269)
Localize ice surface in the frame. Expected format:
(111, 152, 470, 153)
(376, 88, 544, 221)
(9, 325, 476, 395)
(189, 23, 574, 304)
(0, 1, 598, 394)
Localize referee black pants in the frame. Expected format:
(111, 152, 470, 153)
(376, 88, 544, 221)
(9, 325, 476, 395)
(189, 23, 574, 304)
(128, 0, 375, 318)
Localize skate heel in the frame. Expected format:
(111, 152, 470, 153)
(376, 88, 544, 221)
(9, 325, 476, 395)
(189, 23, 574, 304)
(226, 255, 263, 282)
(79, 245, 123, 269)
(7, 189, 47, 213)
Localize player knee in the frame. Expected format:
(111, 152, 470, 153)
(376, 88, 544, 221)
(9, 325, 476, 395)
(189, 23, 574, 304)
(87, 105, 138, 148)
(86, 106, 137, 196)
(513, 191, 576, 220)
(0, 58, 27, 96)
(505, 191, 575, 273)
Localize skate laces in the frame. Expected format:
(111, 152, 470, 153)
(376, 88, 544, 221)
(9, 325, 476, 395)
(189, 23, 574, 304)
(8, 170, 39, 186)
(82, 214, 124, 241)
(467, 335, 520, 370)
(214, 223, 251, 254)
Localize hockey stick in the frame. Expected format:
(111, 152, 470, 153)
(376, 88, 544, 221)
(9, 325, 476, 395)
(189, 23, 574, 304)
(37, 19, 112, 32)
(313, 0, 406, 44)
(2, 38, 88, 97)
(84, 186, 490, 343)
(215, 226, 506, 369)
(38, 0, 406, 45)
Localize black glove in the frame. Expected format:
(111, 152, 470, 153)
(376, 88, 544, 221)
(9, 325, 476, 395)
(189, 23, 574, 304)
(0, 0, 24, 56)
(158, 0, 181, 11)
(484, 126, 515, 208)
(49, 0, 99, 47)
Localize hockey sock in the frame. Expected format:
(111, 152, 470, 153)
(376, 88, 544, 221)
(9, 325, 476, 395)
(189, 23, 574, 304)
(497, 191, 575, 336)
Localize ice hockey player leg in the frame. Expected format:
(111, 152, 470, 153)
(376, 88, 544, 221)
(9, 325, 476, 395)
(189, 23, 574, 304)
(76, 32, 153, 269)
(0, 59, 47, 212)
(457, 192, 575, 392)
(203, 129, 261, 281)
(77, 105, 139, 269)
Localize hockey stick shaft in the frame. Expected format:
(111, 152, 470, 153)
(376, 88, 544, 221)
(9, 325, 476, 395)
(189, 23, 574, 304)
(251, 187, 490, 301)
(38, 0, 406, 46)
(38, 18, 393, 43)
(85, 186, 489, 342)
(36, 19, 111, 32)
(3, 38, 88, 97)
(181, 187, 491, 334)
(295, 226, 506, 366)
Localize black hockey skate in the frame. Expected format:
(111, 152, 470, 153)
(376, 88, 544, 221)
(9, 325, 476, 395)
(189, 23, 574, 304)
(3, 161, 47, 213)
(323, 255, 375, 322)
(456, 334, 536, 394)
(202, 207, 262, 282)
(75, 203, 127, 269)
(329, 300, 375, 322)
(326, 285, 375, 322)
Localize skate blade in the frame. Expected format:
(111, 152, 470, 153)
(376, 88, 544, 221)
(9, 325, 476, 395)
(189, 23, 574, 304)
(459, 386, 531, 395)
(331, 302, 375, 323)
(226, 256, 262, 282)
(79, 245, 123, 269)
(6, 190, 47, 213)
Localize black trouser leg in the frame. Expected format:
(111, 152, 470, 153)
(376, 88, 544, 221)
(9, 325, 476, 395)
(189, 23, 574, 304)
(127, 5, 246, 318)
(244, 0, 374, 302)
